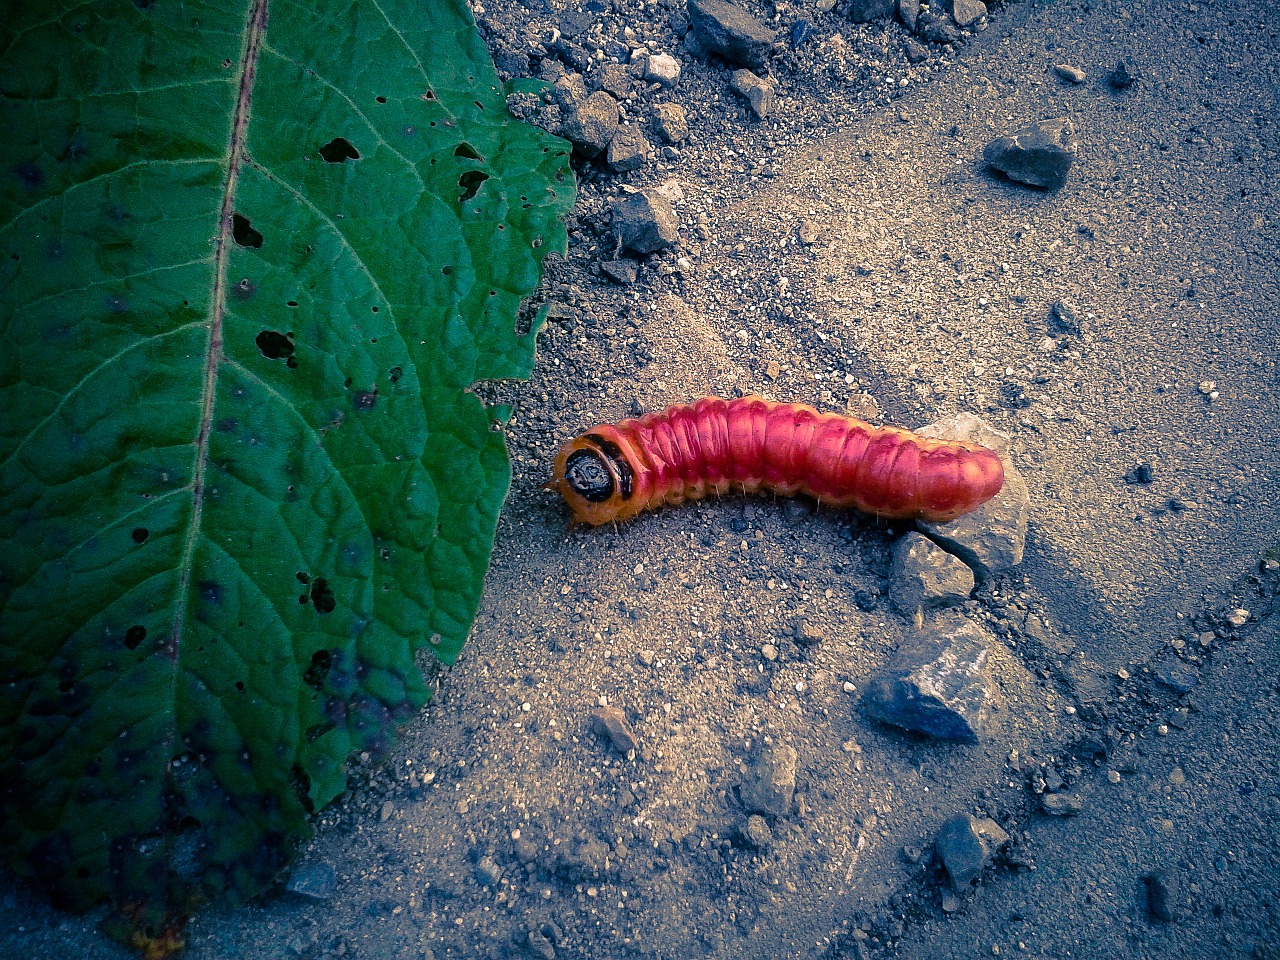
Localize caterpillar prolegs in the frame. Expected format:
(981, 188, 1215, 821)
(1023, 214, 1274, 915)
(549, 396, 1005, 527)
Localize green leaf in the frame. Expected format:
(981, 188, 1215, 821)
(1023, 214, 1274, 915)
(0, 0, 573, 947)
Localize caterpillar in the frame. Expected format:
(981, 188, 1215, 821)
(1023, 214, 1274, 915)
(548, 395, 1004, 527)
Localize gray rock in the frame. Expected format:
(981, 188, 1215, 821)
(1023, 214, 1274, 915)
(561, 91, 619, 155)
(597, 62, 632, 98)
(950, 0, 986, 26)
(526, 929, 557, 960)
(286, 862, 336, 901)
(474, 855, 503, 886)
(600, 259, 639, 285)
(903, 36, 930, 63)
(686, 0, 777, 69)
(607, 125, 651, 172)
(1039, 792, 1085, 816)
(654, 102, 690, 143)
(916, 414, 1029, 581)
(1050, 297, 1082, 334)
(897, 0, 921, 32)
(644, 52, 682, 87)
(613, 189, 680, 255)
(1144, 870, 1178, 922)
(590, 704, 639, 753)
(917, 10, 964, 43)
(551, 73, 588, 112)
(740, 741, 797, 817)
(742, 814, 773, 848)
(889, 532, 975, 616)
(983, 117, 1078, 190)
(862, 617, 993, 743)
(936, 814, 1009, 890)
(1155, 659, 1199, 694)
(730, 69, 775, 119)
(1053, 62, 1086, 83)
(850, 0, 895, 22)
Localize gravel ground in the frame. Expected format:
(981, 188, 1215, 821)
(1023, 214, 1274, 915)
(4, 0, 1279, 958)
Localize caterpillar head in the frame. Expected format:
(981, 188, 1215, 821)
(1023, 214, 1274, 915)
(548, 432, 634, 527)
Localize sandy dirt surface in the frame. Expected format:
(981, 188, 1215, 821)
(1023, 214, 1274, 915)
(4, 0, 1278, 957)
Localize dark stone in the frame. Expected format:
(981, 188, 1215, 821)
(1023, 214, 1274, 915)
(888, 532, 975, 616)
(740, 814, 773, 848)
(561, 91, 619, 155)
(612, 189, 680, 255)
(917, 9, 963, 43)
(1109, 60, 1136, 90)
(686, 0, 777, 69)
(936, 814, 1008, 890)
(474, 856, 503, 886)
(1154, 659, 1199, 694)
(898, 0, 920, 31)
(950, 0, 986, 26)
(862, 617, 993, 743)
(527, 928, 557, 960)
(739, 741, 797, 817)
(983, 117, 1078, 191)
(600, 259, 639, 285)
(850, 0, 895, 22)
(286, 862, 336, 901)
(1144, 870, 1178, 922)
(607, 125, 651, 172)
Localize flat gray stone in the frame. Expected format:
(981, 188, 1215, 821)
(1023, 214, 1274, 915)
(590, 704, 639, 753)
(612, 189, 680, 255)
(889, 532, 975, 617)
(1040, 792, 1085, 816)
(863, 617, 993, 743)
(687, 0, 777, 69)
(897, 0, 921, 31)
(607, 125, 651, 172)
(916, 414, 1029, 582)
(561, 90, 618, 155)
(739, 741, 796, 817)
(286, 862, 336, 901)
(983, 117, 1078, 190)
(936, 814, 1009, 890)
(654, 102, 690, 143)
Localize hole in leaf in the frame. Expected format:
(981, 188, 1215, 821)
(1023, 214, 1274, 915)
(286, 300, 298, 307)
(319, 137, 360, 163)
(303, 650, 333, 689)
(132, 527, 149, 543)
(441, 265, 453, 276)
(376, 96, 387, 103)
(255, 330, 295, 363)
(422, 89, 437, 101)
(353, 389, 377, 411)
(235, 680, 245, 693)
(232, 277, 256, 300)
(454, 142, 482, 161)
(458, 170, 488, 202)
(309, 578, 335, 614)
(125, 625, 147, 649)
(232, 213, 263, 248)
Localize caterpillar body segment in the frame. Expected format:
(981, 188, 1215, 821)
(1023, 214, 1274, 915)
(549, 396, 1005, 527)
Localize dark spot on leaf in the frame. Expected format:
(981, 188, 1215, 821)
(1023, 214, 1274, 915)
(131, 527, 149, 543)
(459, 171, 488, 202)
(309, 578, 335, 614)
(304, 650, 333, 689)
(286, 299, 298, 307)
(255, 330, 295, 365)
(57, 133, 89, 163)
(107, 295, 129, 313)
(388, 366, 402, 384)
(375, 96, 386, 104)
(124, 625, 147, 649)
(199, 581, 222, 606)
(353, 389, 377, 411)
(58, 678, 75, 693)
(216, 417, 239, 432)
(291, 765, 314, 813)
(296, 571, 310, 584)
(454, 142, 482, 161)
(13, 161, 43, 190)
(232, 277, 256, 300)
(235, 680, 245, 692)
(318, 137, 360, 163)
(232, 213, 263, 248)
(132, 0, 156, 8)
(441, 264, 453, 276)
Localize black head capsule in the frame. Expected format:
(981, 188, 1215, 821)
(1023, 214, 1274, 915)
(565, 449, 615, 503)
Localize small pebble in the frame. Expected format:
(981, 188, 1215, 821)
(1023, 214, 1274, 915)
(1053, 63, 1086, 83)
(1107, 770, 1122, 784)
(761, 643, 778, 661)
(1227, 608, 1250, 626)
